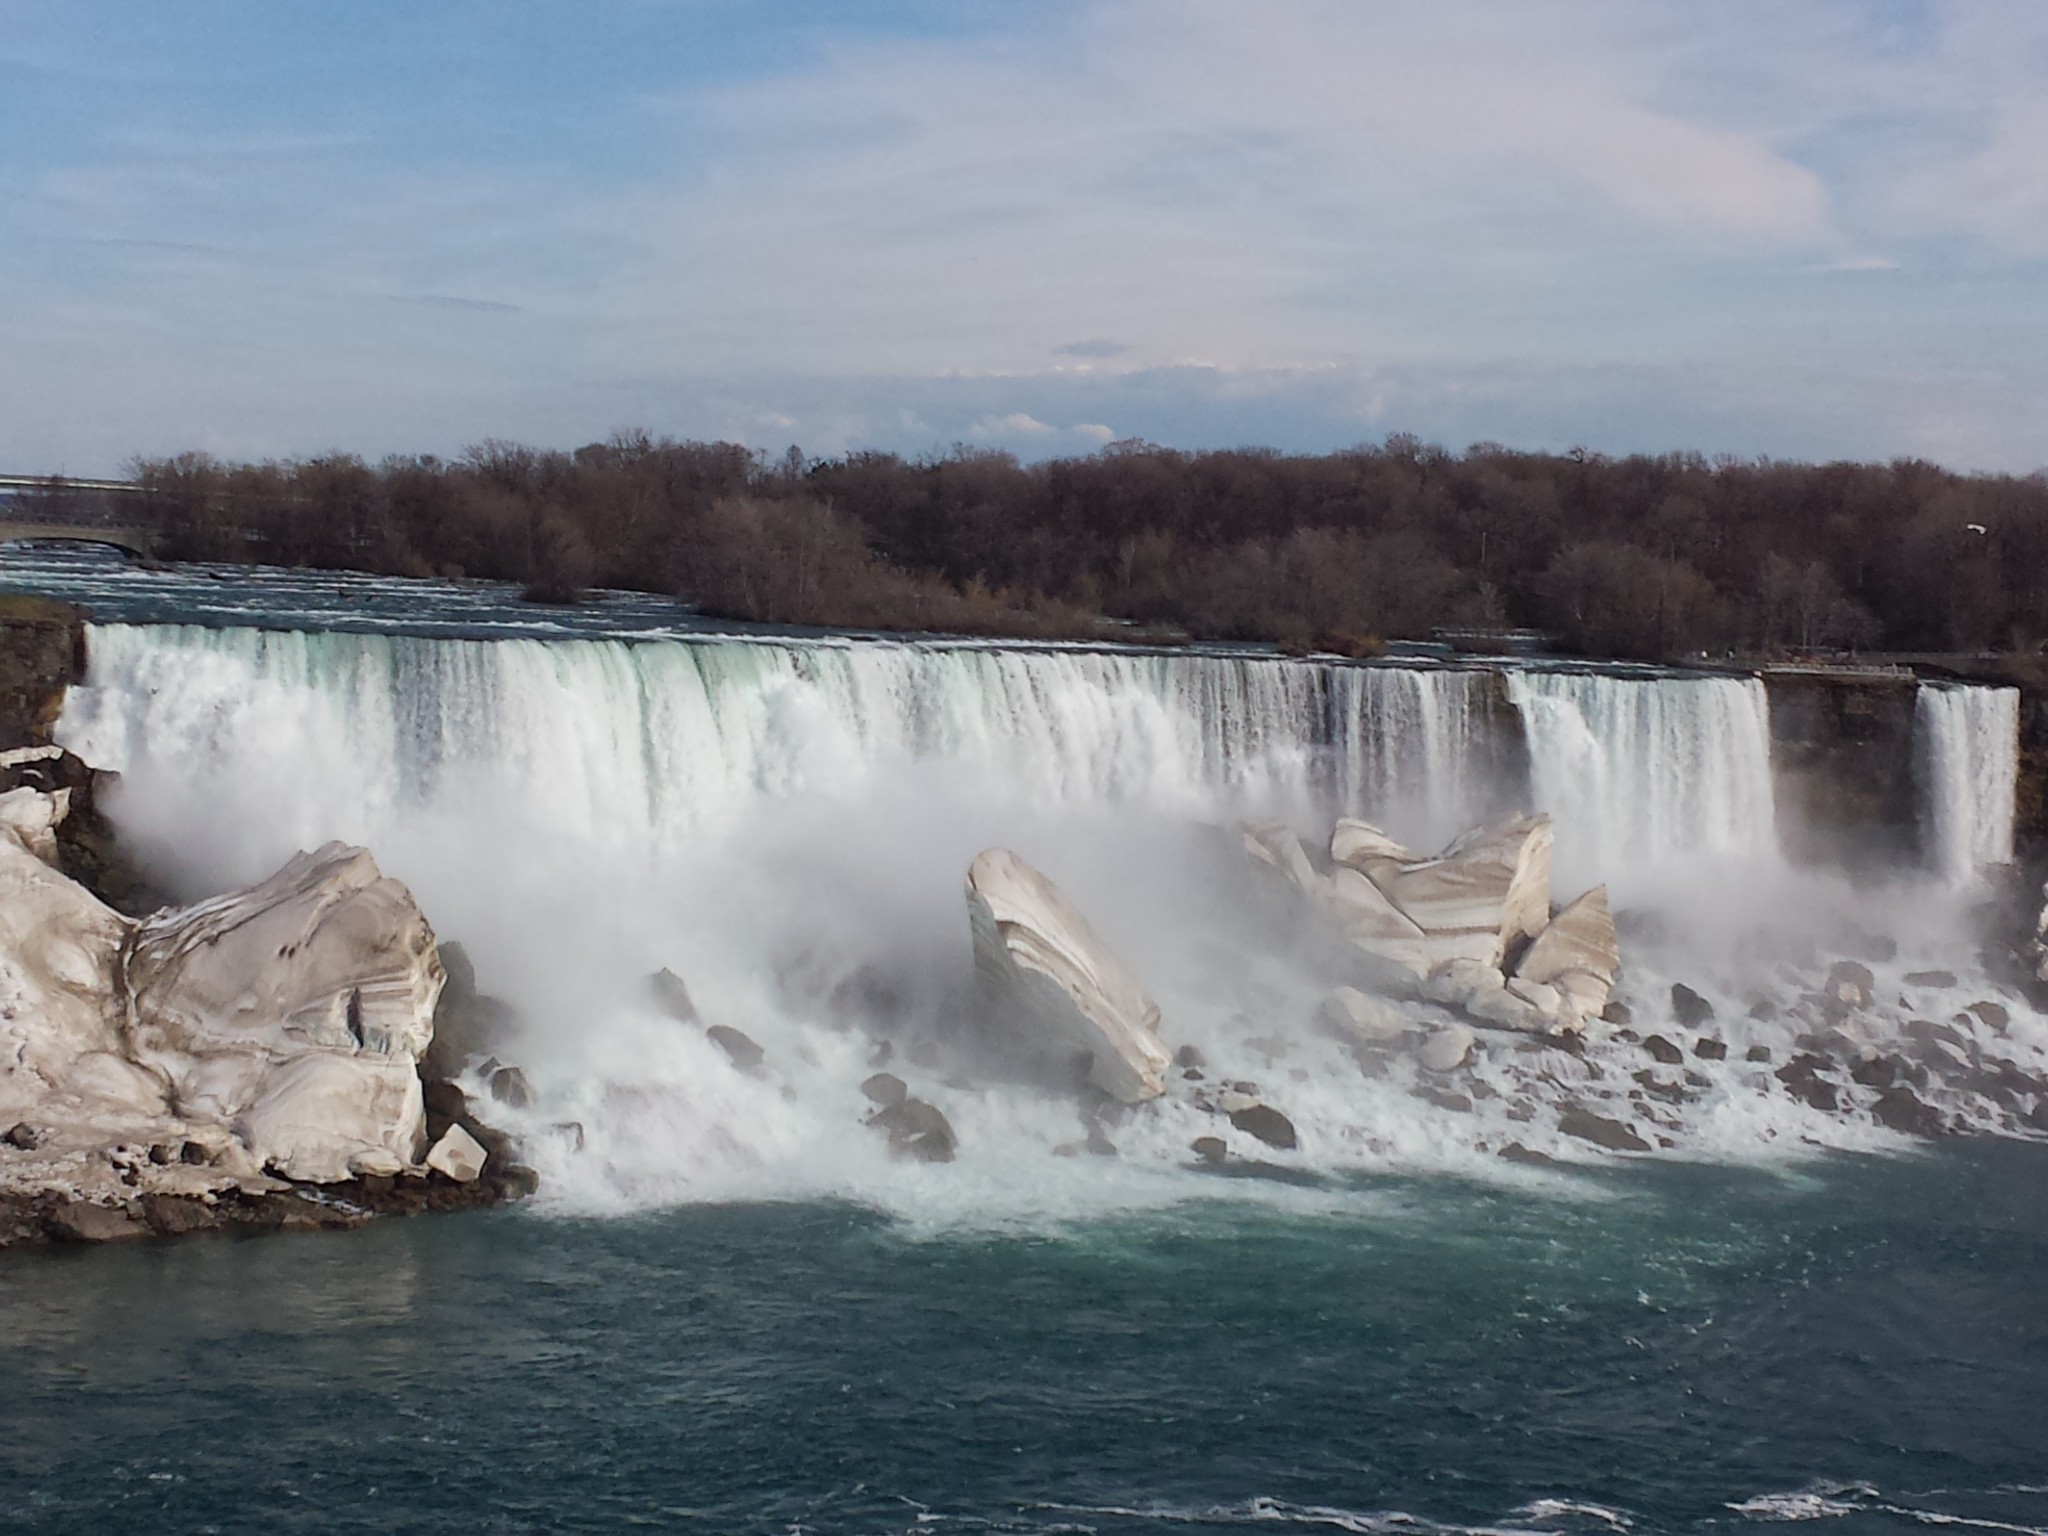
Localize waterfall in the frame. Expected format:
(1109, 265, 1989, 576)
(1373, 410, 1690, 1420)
(1503, 670, 1778, 893)
(1915, 683, 2019, 881)
(57, 625, 1499, 882)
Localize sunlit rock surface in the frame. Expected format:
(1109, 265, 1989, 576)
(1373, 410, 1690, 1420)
(967, 848, 1171, 1104)
(1, 832, 494, 1240)
(1514, 885, 1620, 1023)
(126, 842, 443, 1181)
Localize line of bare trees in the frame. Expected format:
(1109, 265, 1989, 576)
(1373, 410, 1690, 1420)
(119, 432, 2048, 662)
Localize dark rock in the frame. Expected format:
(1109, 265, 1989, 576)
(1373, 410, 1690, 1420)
(866, 1038, 894, 1068)
(1643, 1034, 1683, 1064)
(488, 1065, 531, 1109)
(1872, 1086, 1946, 1137)
(1631, 1070, 1686, 1105)
(1904, 970, 1958, 990)
(1497, 1142, 1559, 1167)
(1600, 1000, 1632, 1025)
(1826, 960, 1875, 1006)
(1850, 1055, 1901, 1089)
(1176, 1044, 1206, 1071)
(1670, 984, 1715, 1027)
(1747, 998, 1779, 1022)
(43, 1200, 146, 1243)
(3, 1122, 45, 1150)
(648, 967, 699, 1024)
(1745, 1044, 1773, 1062)
(707, 1024, 765, 1074)
(1968, 1000, 2011, 1032)
(1776, 1054, 1839, 1112)
(1414, 1085, 1474, 1113)
(859, 1072, 908, 1108)
(1692, 1037, 1728, 1061)
(1182, 1067, 1204, 1082)
(1192, 1135, 1228, 1165)
(140, 1193, 218, 1236)
(868, 1097, 956, 1163)
(1558, 1108, 1650, 1152)
(1228, 1103, 1298, 1151)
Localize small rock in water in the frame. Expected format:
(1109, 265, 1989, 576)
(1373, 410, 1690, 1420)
(1191, 1135, 1228, 1166)
(1599, 1000, 1632, 1025)
(1642, 1034, 1683, 1065)
(1775, 1054, 1839, 1112)
(860, 1072, 908, 1108)
(1497, 1142, 1558, 1168)
(488, 1065, 531, 1109)
(1415, 1084, 1474, 1113)
(869, 1097, 956, 1163)
(1904, 970, 1958, 990)
(1873, 1086, 1946, 1137)
(1228, 1103, 1298, 1151)
(3, 1122, 45, 1150)
(1969, 1001, 2010, 1032)
(1418, 1023, 1474, 1073)
(1692, 1037, 1728, 1061)
(1176, 1043, 1206, 1071)
(1558, 1108, 1650, 1152)
(1747, 999, 1779, 1022)
(1851, 1055, 1900, 1088)
(647, 967, 699, 1024)
(1746, 1044, 1773, 1062)
(1826, 961, 1875, 1008)
(1671, 984, 1715, 1027)
(1084, 1121, 1117, 1157)
(707, 1024, 765, 1074)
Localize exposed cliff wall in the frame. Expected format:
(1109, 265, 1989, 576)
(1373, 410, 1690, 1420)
(1761, 670, 1921, 867)
(0, 596, 85, 748)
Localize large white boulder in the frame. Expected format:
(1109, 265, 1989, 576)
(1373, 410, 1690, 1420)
(1514, 885, 1619, 1024)
(1372, 815, 1553, 970)
(967, 848, 1171, 1103)
(0, 811, 140, 1128)
(123, 842, 445, 1181)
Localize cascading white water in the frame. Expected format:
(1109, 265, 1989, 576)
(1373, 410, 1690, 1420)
(60, 624, 1495, 872)
(1915, 683, 2020, 882)
(1503, 670, 1778, 895)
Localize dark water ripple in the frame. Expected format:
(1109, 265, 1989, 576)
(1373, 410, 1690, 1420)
(4, 1145, 2047, 1534)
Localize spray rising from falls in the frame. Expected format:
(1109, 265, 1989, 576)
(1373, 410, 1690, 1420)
(54, 624, 2048, 1215)
(1915, 683, 2020, 884)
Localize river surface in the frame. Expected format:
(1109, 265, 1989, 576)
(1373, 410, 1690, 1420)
(4, 1146, 2046, 1535)
(1, 544, 2044, 1534)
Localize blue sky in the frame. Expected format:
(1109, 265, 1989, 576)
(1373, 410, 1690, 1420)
(4, 1, 2047, 474)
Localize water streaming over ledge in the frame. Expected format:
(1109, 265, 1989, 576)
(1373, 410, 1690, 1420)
(1915, 681, 2021, 883)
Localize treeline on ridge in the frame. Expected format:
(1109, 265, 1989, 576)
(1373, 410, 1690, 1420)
(90, 433, 2048, 661)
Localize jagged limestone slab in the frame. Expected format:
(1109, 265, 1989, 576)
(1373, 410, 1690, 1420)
(967, 848, 1170, 1104)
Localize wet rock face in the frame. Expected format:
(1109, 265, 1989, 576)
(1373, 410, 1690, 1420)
(868, 1097, 957, 1163)
(1558, 1108, 1650, 1153)
(1227, 1103, 1298, 1151)
(1671, 984, 1715, 1028)
(966, 848, 1171, 1104)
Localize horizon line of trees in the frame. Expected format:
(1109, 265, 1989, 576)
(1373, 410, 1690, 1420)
(41, 431, 2048, 661)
